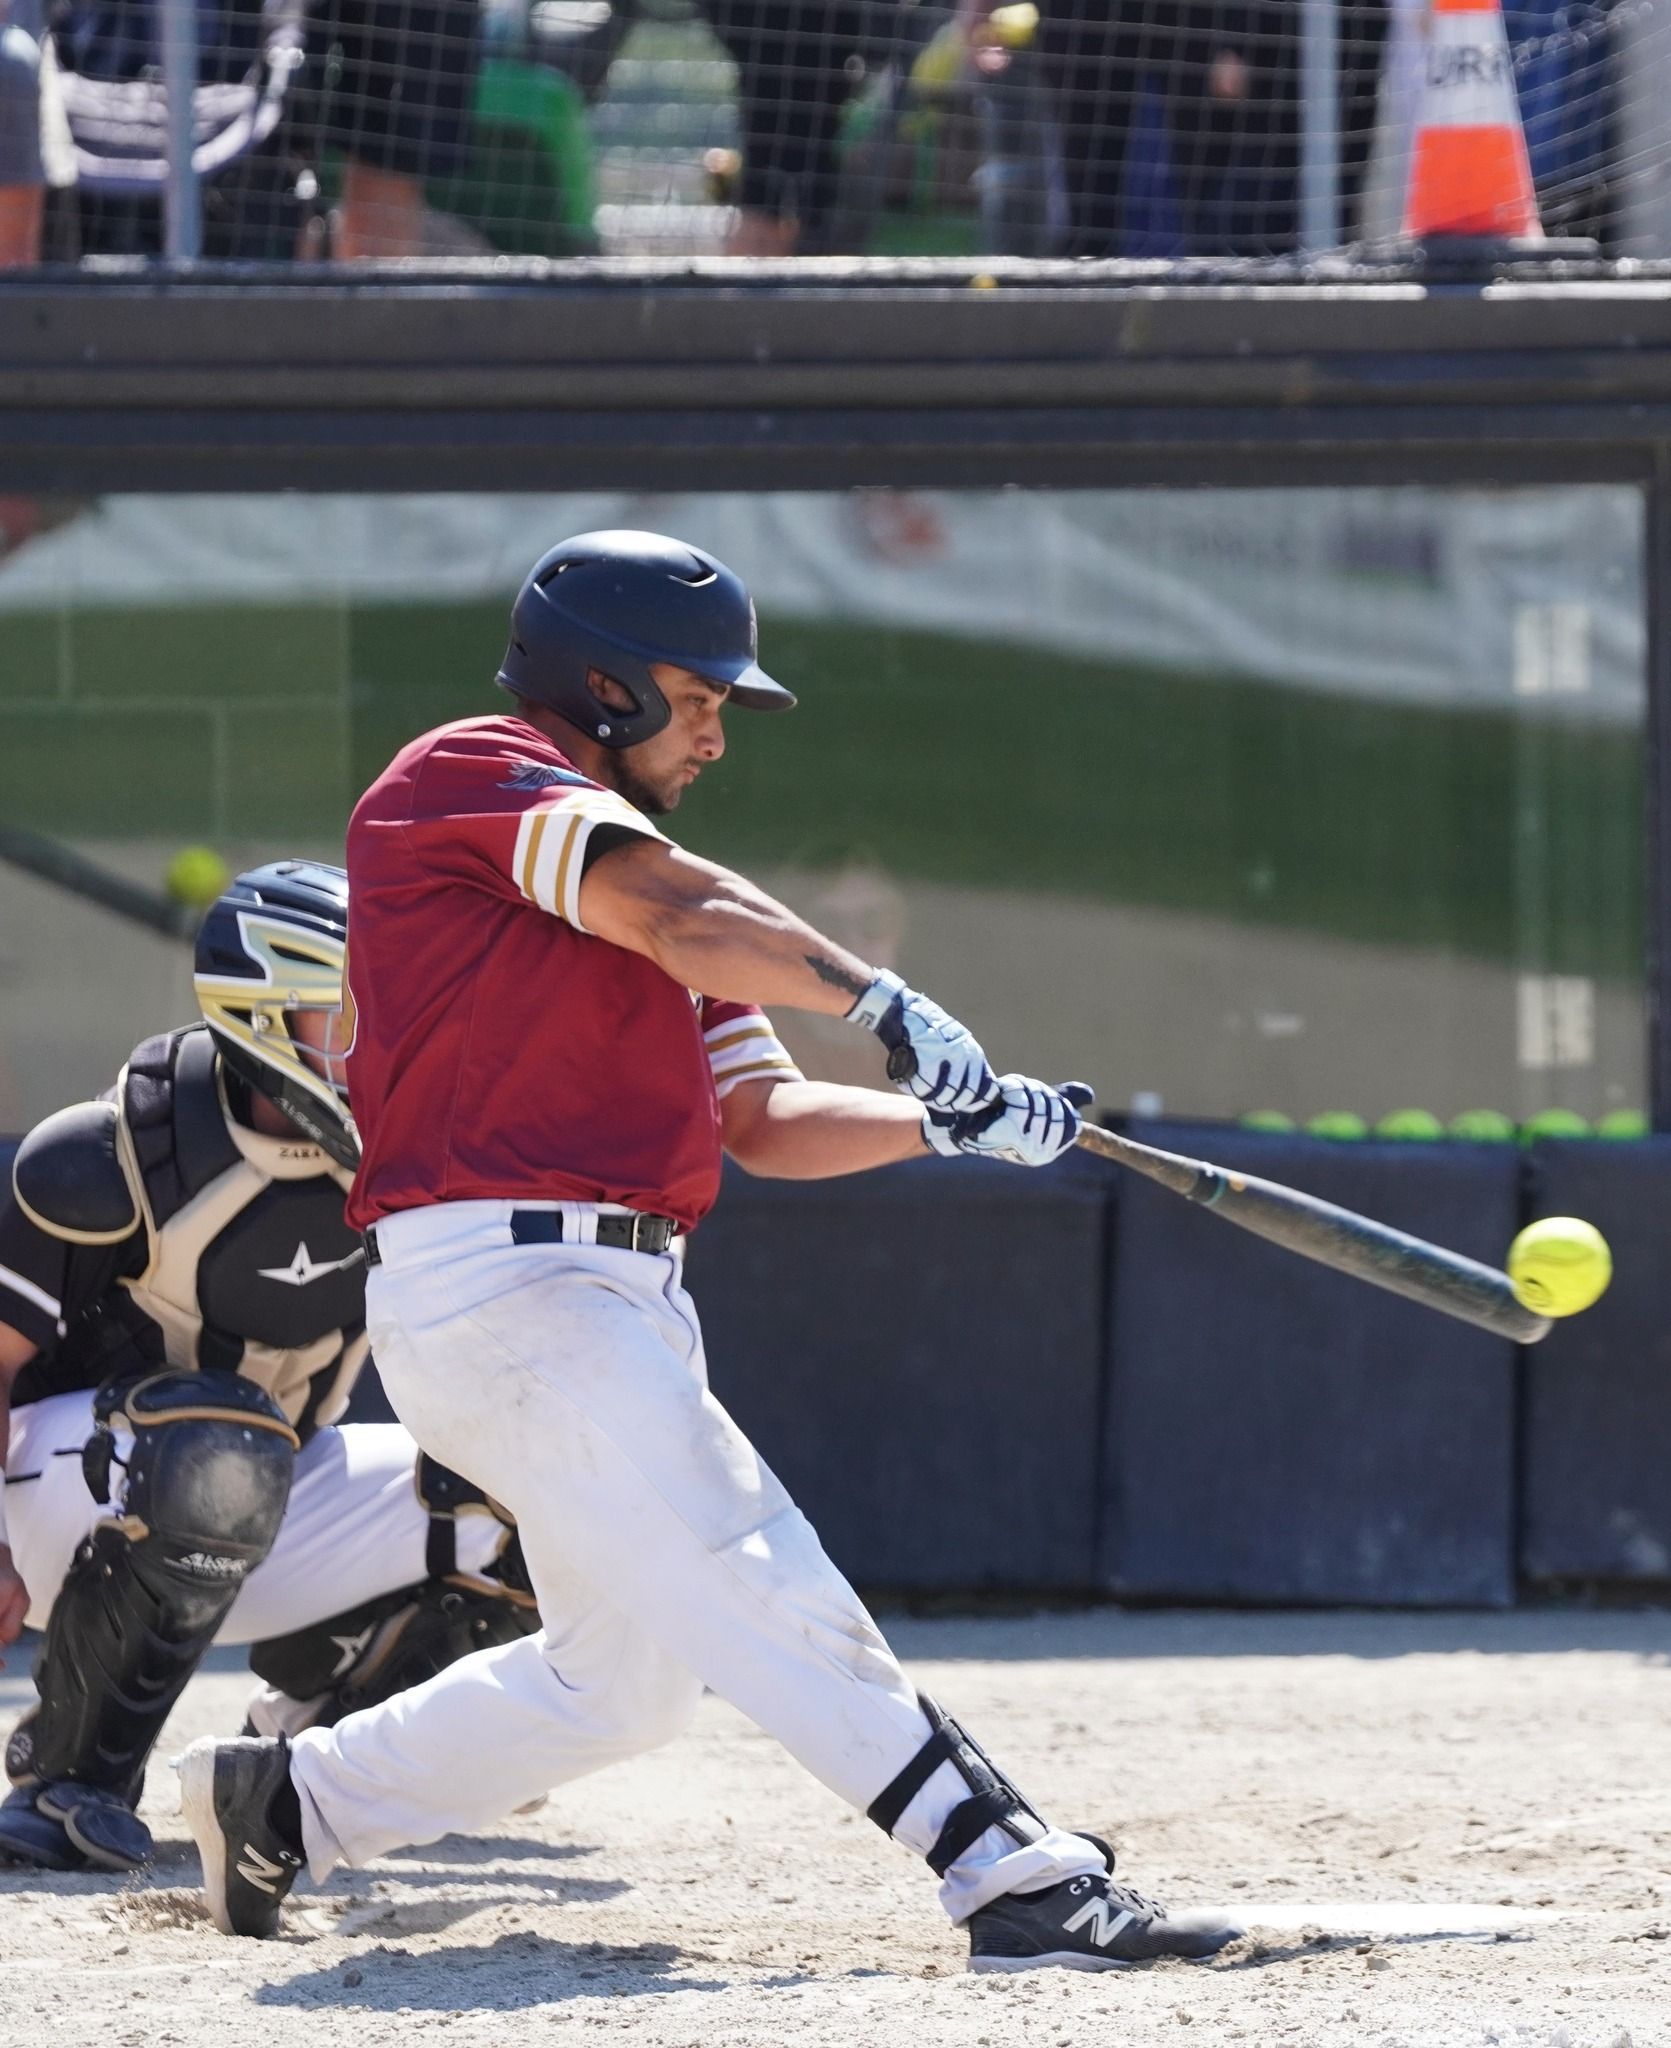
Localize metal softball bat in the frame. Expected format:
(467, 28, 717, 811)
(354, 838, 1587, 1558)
(1074, 1121, 1553, 1345)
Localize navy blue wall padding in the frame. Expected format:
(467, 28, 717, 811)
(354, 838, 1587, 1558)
(1101, 1121, 1521, 1606)
(1520, 1138, 1671, 1583)
(687, 1152, 1113, 1591)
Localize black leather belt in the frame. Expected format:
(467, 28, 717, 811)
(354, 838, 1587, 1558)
(364, 1208, 677, 1266)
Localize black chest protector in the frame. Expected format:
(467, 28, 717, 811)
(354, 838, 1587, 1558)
(15, 1027, 367, 1437)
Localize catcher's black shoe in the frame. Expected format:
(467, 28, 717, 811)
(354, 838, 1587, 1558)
(967, 1868, 1244, 1972)
(0, 1781, 154, 1872)
(176, 1735, 304, 1938)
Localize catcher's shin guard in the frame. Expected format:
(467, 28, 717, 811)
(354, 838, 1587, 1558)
(866, 1693, 1049, 1877)
(7, 1371, 296, 1802)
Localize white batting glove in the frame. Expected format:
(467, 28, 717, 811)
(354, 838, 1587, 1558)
(924, 1077, 1094, 1168)
(846, 969, 999, 1115)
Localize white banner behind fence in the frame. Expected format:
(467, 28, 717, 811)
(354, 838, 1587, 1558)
(0, 486, 1644, 718)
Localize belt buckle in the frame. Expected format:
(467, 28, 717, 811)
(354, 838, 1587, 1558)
(626, 1213, 647, 1253)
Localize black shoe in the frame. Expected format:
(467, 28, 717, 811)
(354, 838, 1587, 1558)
(176, 1735, 304, 1938)
(967, 1868, 1244, 1972)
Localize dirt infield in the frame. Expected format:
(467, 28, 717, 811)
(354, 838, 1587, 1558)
(2, 1608, 1668, 2048)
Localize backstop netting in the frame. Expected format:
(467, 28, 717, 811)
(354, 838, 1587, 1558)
(3, 4, 1664, 266)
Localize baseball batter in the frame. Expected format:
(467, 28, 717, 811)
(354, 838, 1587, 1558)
(0, 862, 535, 1872)
(179, 532, 1242, 1972)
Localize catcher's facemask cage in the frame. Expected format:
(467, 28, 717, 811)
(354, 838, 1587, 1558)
(193, 860, 359, 1169)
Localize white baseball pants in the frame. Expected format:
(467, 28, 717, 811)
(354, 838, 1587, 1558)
(3, 1394, 503, 1643)
(289, 1199, 1103, 1922)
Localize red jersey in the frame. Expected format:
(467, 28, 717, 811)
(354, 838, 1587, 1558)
(343, 715, 799, 1232)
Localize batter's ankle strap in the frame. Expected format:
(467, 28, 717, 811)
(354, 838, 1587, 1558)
(866, 1693, 1047, 1877)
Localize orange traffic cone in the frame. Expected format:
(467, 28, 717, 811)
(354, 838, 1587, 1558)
(1402, 0, 1541, 241)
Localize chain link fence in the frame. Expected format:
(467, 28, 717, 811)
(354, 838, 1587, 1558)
(0, 2, 1664, 268)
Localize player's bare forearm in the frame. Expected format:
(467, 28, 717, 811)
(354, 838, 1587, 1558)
(721, 1078, 926, 1179)
(579, 839, 875, 1016)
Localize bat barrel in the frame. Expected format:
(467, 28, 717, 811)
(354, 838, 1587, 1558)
(1075, 1123, 1552, 1345)
(1201, 1167, 1552, 1344)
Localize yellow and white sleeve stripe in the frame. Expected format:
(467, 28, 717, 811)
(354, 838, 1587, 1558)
(705, 1015, 802, 1100)
(510, 789, 667, 932)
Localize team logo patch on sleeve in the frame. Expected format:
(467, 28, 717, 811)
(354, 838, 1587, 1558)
(498, 759, 593, 793)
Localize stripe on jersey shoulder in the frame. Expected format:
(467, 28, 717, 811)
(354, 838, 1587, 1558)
(705, 1015, 781, 1058)
(511, 789, 667, 927)
(706, 1013, 801, 1099)
(713, 1052, 801, 1100)
(704, 1021, 772, 1055)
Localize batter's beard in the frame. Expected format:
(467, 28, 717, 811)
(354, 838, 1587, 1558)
(607, 757, 682, 816)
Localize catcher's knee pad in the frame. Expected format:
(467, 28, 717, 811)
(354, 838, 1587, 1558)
(414, 1452, 530, 1586)
(247, 1568, 540, 1733)
(244, 1448, 536, 1736)
(8, 1371, 296, 1798)
(865, 1693, 1048, 1877)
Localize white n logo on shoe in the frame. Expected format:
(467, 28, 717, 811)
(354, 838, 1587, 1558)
(1063, 1898, 1137, 1948)
(237, 1842, 286, 1894)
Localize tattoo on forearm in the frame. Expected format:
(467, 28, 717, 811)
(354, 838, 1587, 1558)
(804, 952, 868, 998)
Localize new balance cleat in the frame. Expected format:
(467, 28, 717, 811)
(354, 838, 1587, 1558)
(967, 1868, 1244, 1972)
(176, 1735, 304, 1938)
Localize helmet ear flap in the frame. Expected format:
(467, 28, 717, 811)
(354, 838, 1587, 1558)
(585, 667, 644, 718)
(499, 599, 672, 751)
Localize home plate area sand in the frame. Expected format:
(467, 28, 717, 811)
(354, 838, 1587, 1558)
(2, 1609, 1668, 2048)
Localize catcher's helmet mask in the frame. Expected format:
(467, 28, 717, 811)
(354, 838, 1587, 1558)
(192, 859, 359, 1169)
(495, 530, 795, 751)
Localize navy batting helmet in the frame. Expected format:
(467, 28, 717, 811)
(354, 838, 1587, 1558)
(495, 530, 796, 750)
(193, 860, 358, 1168)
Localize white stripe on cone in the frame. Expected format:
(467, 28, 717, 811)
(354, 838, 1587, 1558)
(1419, 10, 1525, 130)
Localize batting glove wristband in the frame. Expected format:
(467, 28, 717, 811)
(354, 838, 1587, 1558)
(846, 969, 999, 1115)
(924, 1077, 1095, 1168)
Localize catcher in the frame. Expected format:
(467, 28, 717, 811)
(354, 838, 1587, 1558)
(0, 859, 535, 1872)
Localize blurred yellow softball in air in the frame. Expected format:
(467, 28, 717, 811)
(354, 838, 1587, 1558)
(165, 845, 231, 909)
(1506, 1216, 1613, 1318)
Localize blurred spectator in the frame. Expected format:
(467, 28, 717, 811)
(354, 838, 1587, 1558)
(297, 0, 481, 256)
(0, 0, 45, 262)
(56, 0, 310, 258)
(693, 0, 910, 254)
(974, 0, 1387, 256)
(945, 0, 1254, 256)
(50, 0, 479, 258)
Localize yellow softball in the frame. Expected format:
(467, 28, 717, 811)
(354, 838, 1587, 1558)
(164, 845, 231, 909)
(1506, 1216, 1613, 1318)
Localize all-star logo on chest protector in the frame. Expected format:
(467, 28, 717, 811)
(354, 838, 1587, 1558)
(203, 1182, 366, 1342)
(258, 1242, 365, 1288)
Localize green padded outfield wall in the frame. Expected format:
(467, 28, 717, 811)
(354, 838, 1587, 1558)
(0, 485, 1647, 1135)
